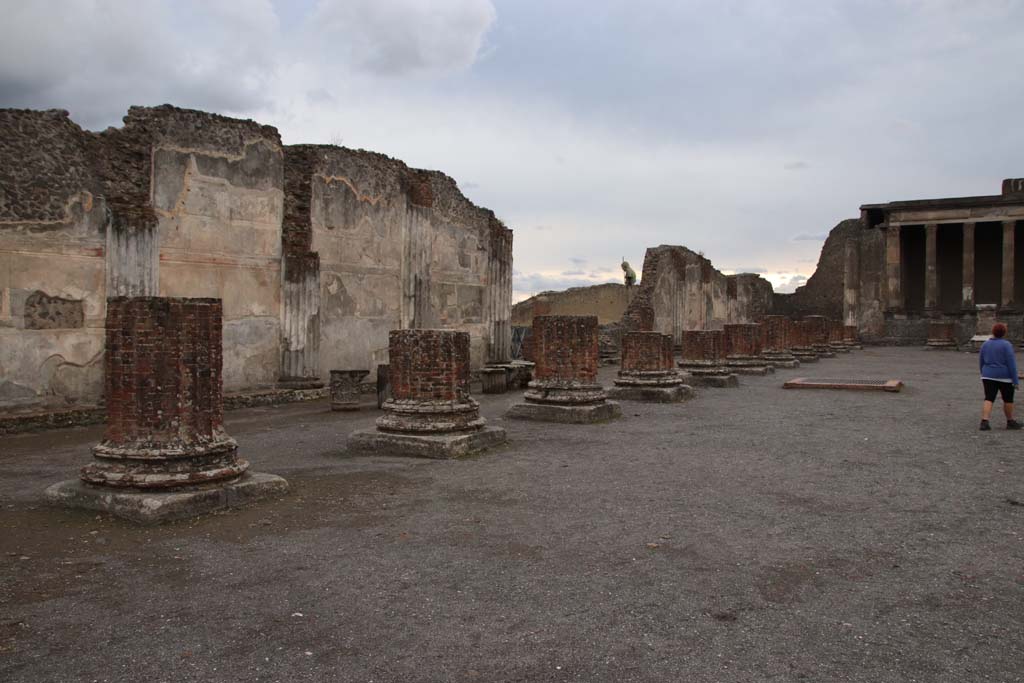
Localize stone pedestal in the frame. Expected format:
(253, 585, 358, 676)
(842, 324, 862, 350)
(724, 323, 774, 375)
(506, 315, 622, 422)
(803, 316, 835, 357)
(481, 366, 509, 394)
(926, 321, 958, 349)
(787, 319, 819, 362)
(678, 330, 739, 387)
(760, 316, 800, 368)
(349, 330, 506, 458)
(330, 369, 369, 410)
(44, 297, 287, 524)
(827, 321, 851, 353)
(607, 332, 694, 402)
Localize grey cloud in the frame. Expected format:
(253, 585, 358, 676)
(568, 257, 587, 266)
(561, 270, 586, 276)
(730, 267, 768, 274)
(784, 161, 810, 171)
(792, 234, 828, 242)
(774, 274, 809, 294)
(308, 0, 496, 77)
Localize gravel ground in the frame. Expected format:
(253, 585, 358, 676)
(1, 347, 1022, 682)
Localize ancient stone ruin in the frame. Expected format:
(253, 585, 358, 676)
(348, 329, 506, 458)
(507, 315, 621, 423)
(44, 296, 287, 523)
(678, 330, 738, 388)
(0, 106, 512, 418)
(723, 323, 774, 376)
(760, 315, 800, 369)
(607, 331, 693, 402)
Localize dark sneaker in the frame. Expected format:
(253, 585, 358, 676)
(1007, 420, 1022, 430)
(980, 420, 992, 431)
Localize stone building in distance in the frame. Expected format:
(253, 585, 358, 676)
(0, 105, 513, 415)
(850, 178, 1024, 342)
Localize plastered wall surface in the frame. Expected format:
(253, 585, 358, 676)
(0, 106, 513, 413)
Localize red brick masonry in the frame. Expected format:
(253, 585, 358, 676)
(681, 330, 725, 364)
(531, 315, 599, 385)
(723, 323, 763, 358)
(81, 297, 248, 489)
(378, 329, 484, 434)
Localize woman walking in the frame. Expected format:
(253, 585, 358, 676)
(979, 322, 1021, 430)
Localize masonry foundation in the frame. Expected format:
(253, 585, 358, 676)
(760, 315, 801, 369)
(43, 297, 288, 524)
(723, 323, 775, 376)
(507, 316, 622, 422)
(330, 369, 370, 410)
(349, 330, 506, 458)
(926, 321, 958, 350)
(607, 332, 694, 402)
(678, 330, 739, 388)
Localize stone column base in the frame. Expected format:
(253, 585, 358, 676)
(761, 353, 801, 369)
(925, 340, 957, 350)
(606, 384, 695, 402)
(725, 361, 775, 375)
(828, 343, 851, 354)
(43, 472, 289, 525)
(686, 373, 739, 388)
(505, 401, 622, 423)
(347, 426, 507, 459)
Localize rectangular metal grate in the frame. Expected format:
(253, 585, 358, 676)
(783, 377, 903, 392)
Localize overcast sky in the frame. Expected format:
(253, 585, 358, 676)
(2, 0, 1022, 299)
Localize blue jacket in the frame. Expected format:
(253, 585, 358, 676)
(979, 338, 1019, 383)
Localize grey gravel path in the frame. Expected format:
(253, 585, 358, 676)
(1, 347, 1021, 682)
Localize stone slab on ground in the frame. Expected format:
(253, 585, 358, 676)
(505, 401, 622, 423)
(606, 384, 695, 403)
(763, 359, 801, 369)
(686, 374, 739, 388)
(728, 365, 775, 376)
(347, 426, 508, 459)
(42, 472, 289, 525)
(783, 377, 904, 392)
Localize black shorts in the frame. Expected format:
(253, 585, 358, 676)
(983, 379, 1015, 403)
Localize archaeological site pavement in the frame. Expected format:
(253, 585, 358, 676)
(1, 347, 1022, 682)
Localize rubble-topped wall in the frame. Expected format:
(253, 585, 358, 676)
(294, 145, 512, 379)
(0, 105, 512, 414)
(1, 109, 108, 410)
(512, 283, 634, 326)
(773, 218, 860, 320)
(621, 245, 773, 343)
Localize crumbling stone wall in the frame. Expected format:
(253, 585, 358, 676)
(512, 283, 634, 326)
(298, 145, 512, 381)
(1, 105, 513, 414)
(622, 245, 774, 343)
(773, 218, 860, 320)
(0, 109, 108, 410)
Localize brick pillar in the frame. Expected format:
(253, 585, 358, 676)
(377, 329, 484, 433)
(1003, 220, 1015, 309)
(788, 319, 809, 349)
(723, 323, 763, 358)
(804, 316, 831, 349)
(925, 223, 938, 311)
(761, 315, 790, 352)
(844, 325, 859, 342)
(526, 315, 606, 405)
(616, 331, 681, 387)
(81, 297, 247, 489)
(680, 330, 725, 367)
(886, 225, 903, 311)
(962, 222, 975, 310)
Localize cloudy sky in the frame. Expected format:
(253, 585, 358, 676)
(2, 1, 1022, 299)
